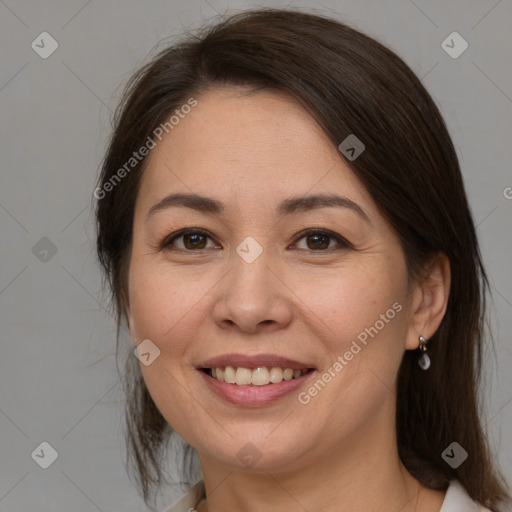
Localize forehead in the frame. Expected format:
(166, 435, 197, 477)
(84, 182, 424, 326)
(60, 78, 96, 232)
(136, 87, 379, 222)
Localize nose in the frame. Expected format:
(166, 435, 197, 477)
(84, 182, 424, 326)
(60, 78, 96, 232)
(211, 244, 294, 335)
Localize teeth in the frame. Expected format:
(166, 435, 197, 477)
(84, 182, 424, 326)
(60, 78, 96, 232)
(208, 366, 309, 386)
(269, 367, 283, 383)
(283, 368, 293, 381)
(224, 366, 236, 384)
(251, 367, 269, 386)
(235, 367, 252, 385)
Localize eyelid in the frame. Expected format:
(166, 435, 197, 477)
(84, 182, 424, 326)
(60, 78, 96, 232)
(159, 227, 352, 252)
(291, 228, 352, 251)
(158, 227, 217, 251)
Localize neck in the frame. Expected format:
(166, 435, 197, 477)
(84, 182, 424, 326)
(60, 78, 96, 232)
(196, 398, 446, 512)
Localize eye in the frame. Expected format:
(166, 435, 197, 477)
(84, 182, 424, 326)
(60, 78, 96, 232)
(292, 229, 351, 252)
(160, 228, 220, 251)
(159, 228, 351, 253)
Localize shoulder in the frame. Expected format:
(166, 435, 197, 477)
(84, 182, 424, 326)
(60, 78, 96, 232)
(440, 480, 491, 512)
(161, 480, 206, 512)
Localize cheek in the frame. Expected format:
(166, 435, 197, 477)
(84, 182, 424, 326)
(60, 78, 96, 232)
(293, 269, 407, 432)
(127, 262, 208, 436)
(128, 257, 196, 336)
(293, 259, 406, 356)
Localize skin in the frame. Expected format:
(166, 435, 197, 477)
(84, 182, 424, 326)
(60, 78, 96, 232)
(126, 87, 451, 511)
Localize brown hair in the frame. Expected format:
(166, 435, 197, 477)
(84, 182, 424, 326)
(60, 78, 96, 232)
(95, 8, 510, 510)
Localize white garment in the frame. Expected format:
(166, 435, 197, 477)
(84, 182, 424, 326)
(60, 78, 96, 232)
(162, 478, 490, 512)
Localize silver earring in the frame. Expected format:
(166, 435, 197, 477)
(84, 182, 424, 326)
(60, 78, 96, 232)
(418, 335, 430, 370)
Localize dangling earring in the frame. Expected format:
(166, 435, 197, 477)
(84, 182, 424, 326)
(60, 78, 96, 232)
(418, 335, 430, 370)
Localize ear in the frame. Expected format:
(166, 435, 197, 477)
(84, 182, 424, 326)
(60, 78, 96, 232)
(405, 252, 451, 350)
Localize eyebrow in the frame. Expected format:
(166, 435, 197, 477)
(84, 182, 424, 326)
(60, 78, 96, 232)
(146, 192, 371, 224)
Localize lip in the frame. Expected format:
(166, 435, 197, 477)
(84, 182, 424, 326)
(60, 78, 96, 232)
(198, 353, 315, 371)
(198, 368, 316, 407)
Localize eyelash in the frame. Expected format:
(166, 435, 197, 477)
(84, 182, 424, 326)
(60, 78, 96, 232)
(158, 228, 352, 253)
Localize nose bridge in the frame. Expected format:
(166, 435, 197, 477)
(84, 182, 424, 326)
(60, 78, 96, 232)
(212, 236, 292, 333)
(232, 238, 272, 298)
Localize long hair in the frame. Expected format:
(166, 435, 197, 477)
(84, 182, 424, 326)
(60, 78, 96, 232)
(95, 8, 510, 510)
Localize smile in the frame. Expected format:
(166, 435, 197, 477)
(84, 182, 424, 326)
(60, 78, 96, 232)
(202, 366, 311, 386)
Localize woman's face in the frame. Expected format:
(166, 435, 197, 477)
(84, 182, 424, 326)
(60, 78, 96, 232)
(126, 87, 419, 472)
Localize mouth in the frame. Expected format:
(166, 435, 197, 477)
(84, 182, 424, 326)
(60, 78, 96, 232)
(200, 366, 314, 386)
(196, 354, 317, 406)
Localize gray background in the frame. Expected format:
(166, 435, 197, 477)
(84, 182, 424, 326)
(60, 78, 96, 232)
(1, 0, 511, 510)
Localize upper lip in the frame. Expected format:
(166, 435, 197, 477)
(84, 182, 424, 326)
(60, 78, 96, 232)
(199, 353, 315, 370)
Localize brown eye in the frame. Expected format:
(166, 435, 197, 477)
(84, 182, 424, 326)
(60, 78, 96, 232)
(294, 229, 350, 252)
(182, 232, 207, 250)
(160, 229, 219, 251)
(306, 233, 330, 250)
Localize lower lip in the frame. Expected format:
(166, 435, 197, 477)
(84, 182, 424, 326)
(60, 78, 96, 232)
(199, 370, 316, 407)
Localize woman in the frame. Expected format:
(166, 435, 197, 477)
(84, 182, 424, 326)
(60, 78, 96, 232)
(95, 8, 510, 512)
